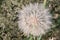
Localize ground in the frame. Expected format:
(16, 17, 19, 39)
(0, 0, 60, 40)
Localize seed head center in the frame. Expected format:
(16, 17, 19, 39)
(29, 16, 38, 26)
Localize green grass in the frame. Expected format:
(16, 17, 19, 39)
(0, 0, 60, 40)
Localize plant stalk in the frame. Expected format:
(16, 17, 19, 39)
(43, 0, 47, 7)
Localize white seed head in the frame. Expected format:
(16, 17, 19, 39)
(18, 3, 52, 37)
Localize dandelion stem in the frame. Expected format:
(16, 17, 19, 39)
(34, 37, 35, 40)
(37, 35, 42, 40)
(29, 36, 33, 40)
(43, 0, 47, 7)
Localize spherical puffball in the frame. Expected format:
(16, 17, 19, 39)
(18, 3, 52, 37)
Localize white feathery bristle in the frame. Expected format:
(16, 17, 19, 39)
(18, 3, 52, 36)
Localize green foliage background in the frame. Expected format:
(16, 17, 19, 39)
(0, 0, 60, 40)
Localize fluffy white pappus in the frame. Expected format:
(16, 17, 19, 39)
(18, 3, 52, 37)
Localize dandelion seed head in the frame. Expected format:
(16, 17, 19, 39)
(18, 3, 52, 37)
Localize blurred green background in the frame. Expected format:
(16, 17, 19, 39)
(0, 0, 60, 40)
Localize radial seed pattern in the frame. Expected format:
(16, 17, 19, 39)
(18, 3, 52, 36)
